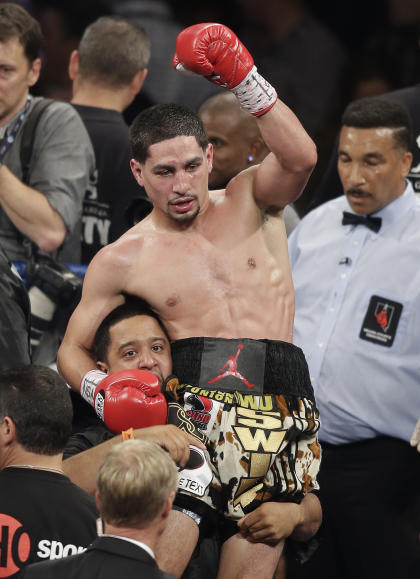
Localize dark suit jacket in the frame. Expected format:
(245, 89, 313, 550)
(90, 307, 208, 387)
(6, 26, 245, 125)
(20, 536, 175, 579)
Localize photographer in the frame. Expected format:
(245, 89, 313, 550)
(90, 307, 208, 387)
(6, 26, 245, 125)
(0, 4, 96, 365)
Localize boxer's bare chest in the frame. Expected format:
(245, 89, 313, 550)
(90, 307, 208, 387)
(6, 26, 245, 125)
(123, 219, 294, 340)
(140, 230, 268, 293)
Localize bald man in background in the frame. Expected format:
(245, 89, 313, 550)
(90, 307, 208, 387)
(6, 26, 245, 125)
(199, 92, 300, 236)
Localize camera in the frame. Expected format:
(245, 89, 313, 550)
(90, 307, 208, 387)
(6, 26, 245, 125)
(25, 254, 83, 351)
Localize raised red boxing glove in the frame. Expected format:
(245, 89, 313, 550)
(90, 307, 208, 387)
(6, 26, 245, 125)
(173, 22, 277, 116)
(81, 369, 167, 434)
(173, 23, 253, 89)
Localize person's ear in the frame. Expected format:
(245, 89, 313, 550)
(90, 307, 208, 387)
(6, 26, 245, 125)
(400, 151, 413, 178)
(28, 57, 41, 87)
(68, 50, 80, 81)
(249, 137, 268, 165)
(0, 416, 16, 446)
(96, 360, 109, 373)
(162, 490, 176, 520)
(130, 158, 144, 187)
(206, 142, 213, 175)
(130, 69, 148, 97)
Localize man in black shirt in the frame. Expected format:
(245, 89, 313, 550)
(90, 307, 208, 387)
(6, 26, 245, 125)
(69, 15, 153, 264)
(0, 364, 98, 576)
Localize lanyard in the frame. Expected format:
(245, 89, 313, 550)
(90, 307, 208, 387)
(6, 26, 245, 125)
(0, 94, 33, 164)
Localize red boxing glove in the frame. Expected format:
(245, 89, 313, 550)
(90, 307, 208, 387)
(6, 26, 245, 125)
(173, 23, 253, 89)
(81, 369, 167, 434)
(173, 23, 277, 116)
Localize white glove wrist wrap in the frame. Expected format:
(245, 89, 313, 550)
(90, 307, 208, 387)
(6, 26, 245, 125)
(231, 65, 277, 117)
(80, 369, 107, 407)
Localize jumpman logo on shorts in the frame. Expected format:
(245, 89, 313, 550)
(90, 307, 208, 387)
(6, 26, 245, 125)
(208, 344, 254, 388)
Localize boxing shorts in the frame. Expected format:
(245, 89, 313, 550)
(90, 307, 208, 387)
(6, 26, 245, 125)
(166, 337, 321, 524)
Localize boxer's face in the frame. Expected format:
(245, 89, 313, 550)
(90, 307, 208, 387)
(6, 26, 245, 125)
(131, 136, 213, 225)
(338, 126, 412, 215)
(97, 315, 172, 385)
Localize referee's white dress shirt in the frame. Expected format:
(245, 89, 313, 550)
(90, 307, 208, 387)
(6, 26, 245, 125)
(288, 182, 420, 445)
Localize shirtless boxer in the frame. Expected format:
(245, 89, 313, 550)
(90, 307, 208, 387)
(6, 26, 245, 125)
(57, 23, 320, 579)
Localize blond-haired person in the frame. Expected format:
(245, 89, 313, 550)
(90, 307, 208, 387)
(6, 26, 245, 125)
(21, 439, 177, 579)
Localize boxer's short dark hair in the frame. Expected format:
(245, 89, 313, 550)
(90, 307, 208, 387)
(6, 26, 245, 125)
(130, 103, 209, 163)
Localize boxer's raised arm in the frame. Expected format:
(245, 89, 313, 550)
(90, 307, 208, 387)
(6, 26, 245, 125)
(254, 99, 317, 209)
(173, 22, 317, 210)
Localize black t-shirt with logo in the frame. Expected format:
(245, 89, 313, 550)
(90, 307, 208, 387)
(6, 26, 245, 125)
(72, 105, 151, 265)
(0, 468, 98, 576)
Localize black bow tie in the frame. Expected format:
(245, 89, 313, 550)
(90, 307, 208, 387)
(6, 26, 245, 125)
(342, 211, 382, 233)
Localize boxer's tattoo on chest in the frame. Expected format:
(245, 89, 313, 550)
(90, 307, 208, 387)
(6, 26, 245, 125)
(247, 257, 256, 269)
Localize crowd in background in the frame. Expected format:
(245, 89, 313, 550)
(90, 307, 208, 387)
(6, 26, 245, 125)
(24, 0, 420, 215)
(0, 1, 419, 578)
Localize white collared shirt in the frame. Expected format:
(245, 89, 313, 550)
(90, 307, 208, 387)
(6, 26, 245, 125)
(288, 182, 420, 444)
